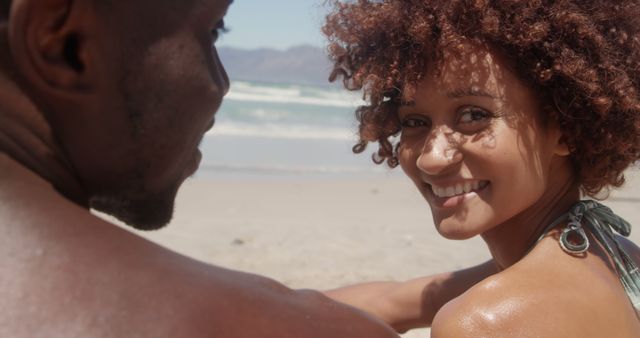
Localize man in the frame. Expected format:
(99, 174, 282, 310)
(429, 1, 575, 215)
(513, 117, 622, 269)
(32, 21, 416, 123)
(0, 0, 399, 336)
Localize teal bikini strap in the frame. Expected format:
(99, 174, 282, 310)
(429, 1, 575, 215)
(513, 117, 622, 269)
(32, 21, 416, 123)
(538, 201, 640, 316)
(580, 202, 640, 313)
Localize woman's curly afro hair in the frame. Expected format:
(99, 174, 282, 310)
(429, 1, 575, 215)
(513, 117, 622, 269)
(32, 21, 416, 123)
(323, 0, 640, 197)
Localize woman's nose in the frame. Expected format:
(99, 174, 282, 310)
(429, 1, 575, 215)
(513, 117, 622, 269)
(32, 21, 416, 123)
(416, 126, 463, 175)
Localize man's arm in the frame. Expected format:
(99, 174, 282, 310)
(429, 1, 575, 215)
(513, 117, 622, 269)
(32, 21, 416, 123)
(324, 260, 497, 332)
(192, 268, 401, 338)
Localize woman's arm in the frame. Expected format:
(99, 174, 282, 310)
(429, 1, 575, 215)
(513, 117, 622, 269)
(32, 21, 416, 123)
(324, 260, 498, 333)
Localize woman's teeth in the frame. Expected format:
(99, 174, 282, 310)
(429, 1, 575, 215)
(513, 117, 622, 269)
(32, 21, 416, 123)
(431, 181, 489, 198)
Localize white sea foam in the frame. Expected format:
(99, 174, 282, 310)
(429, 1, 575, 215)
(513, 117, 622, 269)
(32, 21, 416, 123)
(226, 81, 364, 108)
(207, 121, 358, 141)
(198, 163, 382, 175)
(246, 108, 291, 121)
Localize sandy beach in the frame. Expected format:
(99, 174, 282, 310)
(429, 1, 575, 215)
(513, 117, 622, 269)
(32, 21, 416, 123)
(121, 167, 640, 338)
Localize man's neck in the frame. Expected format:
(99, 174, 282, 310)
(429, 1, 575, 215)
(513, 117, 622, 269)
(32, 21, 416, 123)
(0, 66, 88, 207)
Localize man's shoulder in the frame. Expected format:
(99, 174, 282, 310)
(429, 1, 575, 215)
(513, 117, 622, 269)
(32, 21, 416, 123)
(203, 281, 399, 338)
(125, 269, 398, 338)
(0, 198, 397, 336)
(0, 223, 397, 338)
(0, 155, 92, 229)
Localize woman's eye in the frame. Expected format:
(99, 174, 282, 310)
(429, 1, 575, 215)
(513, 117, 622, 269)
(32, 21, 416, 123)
(458, 107, 492, 125)
(401, 117, 431, 129)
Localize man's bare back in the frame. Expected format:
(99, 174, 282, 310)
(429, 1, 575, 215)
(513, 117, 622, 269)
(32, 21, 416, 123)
(0, 0, 397, 336)
(0, 156, 395, 337)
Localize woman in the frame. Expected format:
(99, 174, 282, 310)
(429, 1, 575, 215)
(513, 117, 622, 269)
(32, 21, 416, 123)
(323, 0, 640, 336)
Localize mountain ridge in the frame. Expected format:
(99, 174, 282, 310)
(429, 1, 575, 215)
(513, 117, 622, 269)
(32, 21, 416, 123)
(218, 45, 336, 87)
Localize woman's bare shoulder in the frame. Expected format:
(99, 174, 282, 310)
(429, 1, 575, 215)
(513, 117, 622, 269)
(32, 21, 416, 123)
(431, 242, 640, 337)
(430, 268, 564, 338)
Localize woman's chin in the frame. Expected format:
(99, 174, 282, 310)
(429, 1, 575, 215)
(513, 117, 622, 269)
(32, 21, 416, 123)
(437, 228, 477, 240)
(434, 218, 486, 240)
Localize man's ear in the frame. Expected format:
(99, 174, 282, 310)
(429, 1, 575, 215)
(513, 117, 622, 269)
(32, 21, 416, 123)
(9, 0, 93, 92)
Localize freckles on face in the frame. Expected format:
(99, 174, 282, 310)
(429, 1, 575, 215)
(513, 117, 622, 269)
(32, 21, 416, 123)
(398, 44, 557, 239)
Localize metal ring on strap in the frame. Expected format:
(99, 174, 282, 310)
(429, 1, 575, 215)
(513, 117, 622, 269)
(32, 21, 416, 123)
(559, 223, 590, 254)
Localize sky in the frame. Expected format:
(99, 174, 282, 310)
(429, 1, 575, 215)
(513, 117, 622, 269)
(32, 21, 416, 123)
(218, 0, 329, 50)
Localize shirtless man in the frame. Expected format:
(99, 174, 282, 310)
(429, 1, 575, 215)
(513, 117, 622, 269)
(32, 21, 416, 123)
(0, 0, 399, 336)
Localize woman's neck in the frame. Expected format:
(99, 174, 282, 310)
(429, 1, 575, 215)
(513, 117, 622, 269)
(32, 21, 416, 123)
(481, 172, 581, 270)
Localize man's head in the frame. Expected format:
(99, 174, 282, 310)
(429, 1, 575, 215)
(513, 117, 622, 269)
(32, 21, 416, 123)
(2, 0, 231, 230)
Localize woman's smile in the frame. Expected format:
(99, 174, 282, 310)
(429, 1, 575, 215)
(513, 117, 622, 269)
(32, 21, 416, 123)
(397, 43, 570, 240)
(430, 180, 489, 198)
(322, 0, 640, 334)
(427, 180, 490, 208)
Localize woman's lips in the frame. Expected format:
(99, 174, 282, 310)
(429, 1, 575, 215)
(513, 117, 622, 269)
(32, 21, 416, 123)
(431, 180, 490, 198)
(427, 180, 490, 208)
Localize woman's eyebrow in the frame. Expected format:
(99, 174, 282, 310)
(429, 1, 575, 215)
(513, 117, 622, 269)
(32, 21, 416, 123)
(447, 87, 497, 99)
(399, 101, 416, 107)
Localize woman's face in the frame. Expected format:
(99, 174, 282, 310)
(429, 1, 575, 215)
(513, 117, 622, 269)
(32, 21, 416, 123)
(398, 44, 570, 239)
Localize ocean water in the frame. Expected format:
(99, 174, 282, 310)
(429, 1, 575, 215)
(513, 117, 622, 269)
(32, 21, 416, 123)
(197, 81, 399, 179)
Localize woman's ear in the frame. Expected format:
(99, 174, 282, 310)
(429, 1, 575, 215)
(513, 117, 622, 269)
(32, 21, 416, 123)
(9, 0, 92, 92)
(549, 123, 570, 157)
(555, 134, 570, 156)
